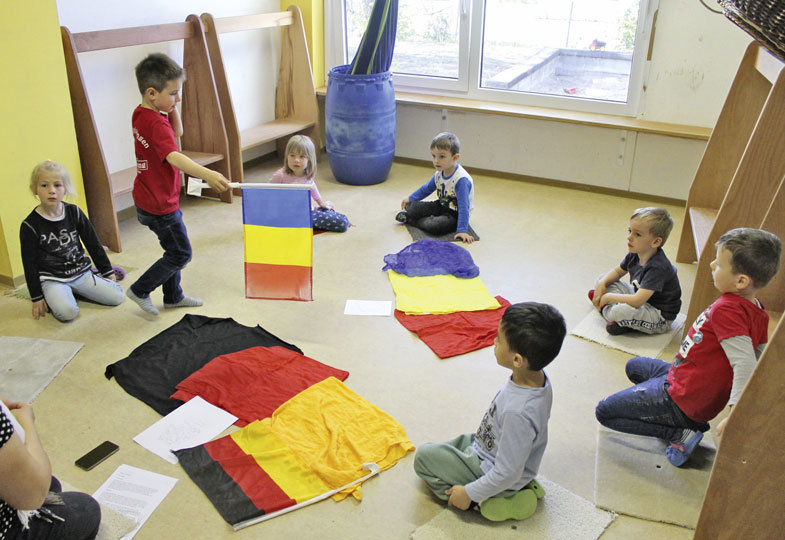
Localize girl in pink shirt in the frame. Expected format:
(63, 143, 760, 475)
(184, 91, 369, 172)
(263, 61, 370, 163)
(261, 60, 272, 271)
(269, 135, 349, 232)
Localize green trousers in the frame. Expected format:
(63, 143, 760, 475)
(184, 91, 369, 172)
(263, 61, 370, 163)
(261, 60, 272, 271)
(413, 433, 519, 502)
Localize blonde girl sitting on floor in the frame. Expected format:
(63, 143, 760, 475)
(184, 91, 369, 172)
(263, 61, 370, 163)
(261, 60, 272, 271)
(19, 161, 124, 322)
(269, 135, 350, 232)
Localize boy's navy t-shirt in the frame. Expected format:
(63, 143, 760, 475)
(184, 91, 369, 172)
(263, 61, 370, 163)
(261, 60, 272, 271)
(620, 249, 681, 319)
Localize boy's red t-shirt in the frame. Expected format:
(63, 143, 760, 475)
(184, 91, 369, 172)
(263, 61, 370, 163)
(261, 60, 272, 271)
(132, 105, 181, 215)
(667, 293, 769, 422)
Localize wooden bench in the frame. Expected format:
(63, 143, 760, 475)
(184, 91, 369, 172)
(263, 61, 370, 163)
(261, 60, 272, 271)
(200, 6, 319, 186)
(61, 16, 231, 253)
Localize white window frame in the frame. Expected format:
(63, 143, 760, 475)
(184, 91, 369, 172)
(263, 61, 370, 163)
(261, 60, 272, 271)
(325, 0, 657, 116)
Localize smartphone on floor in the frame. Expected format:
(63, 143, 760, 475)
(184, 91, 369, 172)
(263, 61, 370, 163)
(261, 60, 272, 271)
(75, 441, 119, 471)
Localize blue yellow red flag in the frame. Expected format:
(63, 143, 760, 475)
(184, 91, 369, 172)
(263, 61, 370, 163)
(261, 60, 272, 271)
(241, 185, 313, 300)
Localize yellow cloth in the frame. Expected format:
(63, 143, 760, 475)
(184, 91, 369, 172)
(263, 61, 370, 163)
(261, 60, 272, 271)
(387, 270, 501, 314)
(231, 421, 330, 503)
(243, 224, 312, 267)
(263, 377, 414, 501)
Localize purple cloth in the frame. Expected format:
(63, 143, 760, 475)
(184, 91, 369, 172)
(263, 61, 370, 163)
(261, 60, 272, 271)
(382, 238, 479, 278)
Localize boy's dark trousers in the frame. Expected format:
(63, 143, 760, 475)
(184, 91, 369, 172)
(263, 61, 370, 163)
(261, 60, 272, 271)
(129, 208, 192, 304)
(405, 200, 458, 235)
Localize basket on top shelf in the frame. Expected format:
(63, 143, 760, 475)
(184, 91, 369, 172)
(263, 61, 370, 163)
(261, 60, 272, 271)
(719, 0, 785, 60)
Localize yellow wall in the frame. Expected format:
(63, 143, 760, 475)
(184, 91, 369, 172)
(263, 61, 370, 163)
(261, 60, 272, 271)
(285, 0, 325, 87)
(0, 1, 86, 284)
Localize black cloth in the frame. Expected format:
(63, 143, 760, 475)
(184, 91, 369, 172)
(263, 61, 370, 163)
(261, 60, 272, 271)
(20, 203, 113, 302)
(105, 314, 302, 415)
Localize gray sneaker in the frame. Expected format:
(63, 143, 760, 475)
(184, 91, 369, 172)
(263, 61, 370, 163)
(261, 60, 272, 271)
(395, 210, 408, 223)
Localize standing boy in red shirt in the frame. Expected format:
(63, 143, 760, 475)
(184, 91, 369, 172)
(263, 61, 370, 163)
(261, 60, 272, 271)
(126, 53, 230, 316)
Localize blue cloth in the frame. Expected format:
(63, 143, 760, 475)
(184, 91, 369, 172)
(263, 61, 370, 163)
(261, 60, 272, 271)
(242, 188, 312, 228)
(130, 208, 192, 304)
(348, 0, 398, 74)
(382, 239, 479, 278)
(595, 357, 709, 442)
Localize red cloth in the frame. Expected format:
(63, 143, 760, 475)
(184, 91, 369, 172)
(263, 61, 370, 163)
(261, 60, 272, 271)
(170, 346, 349, 426)
(667, 293, 769, 422)
(132, 106, 181, 214)
(394, 296, 511, 358)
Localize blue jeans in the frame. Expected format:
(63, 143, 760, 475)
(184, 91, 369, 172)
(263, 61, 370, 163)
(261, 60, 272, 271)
(5, 477, 101, 540)
(41, 270, 124, 322)
(131, 208, 191, 304)
(595, 357, 709, 442)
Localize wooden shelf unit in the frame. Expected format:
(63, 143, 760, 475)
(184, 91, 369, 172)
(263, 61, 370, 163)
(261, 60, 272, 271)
(695, 314, 785, 539)
(676, 42, 785, 328)
(60, 15, 231, 253)
(200, 6, 319, 186)
(686, 42, 785, 540)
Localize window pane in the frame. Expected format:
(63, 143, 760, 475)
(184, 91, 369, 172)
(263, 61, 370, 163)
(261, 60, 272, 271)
(481, 0, 640, 103)
(345, 0, 461, 79)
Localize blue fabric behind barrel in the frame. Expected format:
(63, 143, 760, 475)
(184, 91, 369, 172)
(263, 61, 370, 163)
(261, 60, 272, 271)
(326, 65, 396, 185)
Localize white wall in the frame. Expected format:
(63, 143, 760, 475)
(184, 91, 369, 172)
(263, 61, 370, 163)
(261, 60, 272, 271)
(56, 0, 281, 199)
(57, 0, 754, 202)
(392, 1, 753, 200)
(642, 0, 751, 126)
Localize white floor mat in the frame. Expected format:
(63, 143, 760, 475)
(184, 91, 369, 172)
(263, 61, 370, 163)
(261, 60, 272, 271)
(411, 477, 615, 540)
(571, 310, 687, 358)
(0, 336, 83, 402)
(594, 426, 715, 529)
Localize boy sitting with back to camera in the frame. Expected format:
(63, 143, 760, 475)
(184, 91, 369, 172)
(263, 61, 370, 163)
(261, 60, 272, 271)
(590, 207, 682, 335)
(414, 302, 566, 521)
(395, 132, 475, 244)
(125, 53, 230, 316)
(596, 228, 781, 466)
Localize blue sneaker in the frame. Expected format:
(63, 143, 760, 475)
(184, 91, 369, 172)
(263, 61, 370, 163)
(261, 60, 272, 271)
(666, 431, 704, 467)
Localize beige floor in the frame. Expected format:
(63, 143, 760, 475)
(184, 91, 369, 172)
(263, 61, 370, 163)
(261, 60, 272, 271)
(0, 157, 700, 539)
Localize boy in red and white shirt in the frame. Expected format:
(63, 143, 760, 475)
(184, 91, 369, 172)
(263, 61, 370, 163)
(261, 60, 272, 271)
(596, 228, 781, 466)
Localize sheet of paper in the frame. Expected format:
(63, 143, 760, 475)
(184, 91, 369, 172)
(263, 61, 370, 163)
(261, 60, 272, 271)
(186, 178, 205, 197)
(344, 299, 393, 316)
(133, 396, 237, 464)
(93, 465, 177, 540)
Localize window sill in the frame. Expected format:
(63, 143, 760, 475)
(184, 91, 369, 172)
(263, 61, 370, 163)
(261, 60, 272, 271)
(315, 87, 711, 141)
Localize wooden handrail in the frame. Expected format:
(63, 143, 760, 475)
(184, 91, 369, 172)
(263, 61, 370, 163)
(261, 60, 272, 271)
(71, 22, 194, 52)
(209, 11, 293, 34)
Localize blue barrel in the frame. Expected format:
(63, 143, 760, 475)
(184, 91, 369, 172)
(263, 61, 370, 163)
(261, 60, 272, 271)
(325, 65, 396, 185)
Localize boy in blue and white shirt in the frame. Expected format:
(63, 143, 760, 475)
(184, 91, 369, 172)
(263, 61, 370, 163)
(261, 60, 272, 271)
(396, 132, 475, 243)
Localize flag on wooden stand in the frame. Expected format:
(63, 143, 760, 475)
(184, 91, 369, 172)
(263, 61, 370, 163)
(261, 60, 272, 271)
(241, 185, 313, 300)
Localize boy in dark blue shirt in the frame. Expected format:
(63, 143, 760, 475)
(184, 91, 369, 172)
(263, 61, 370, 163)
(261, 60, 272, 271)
(589, 207, 682, 335)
